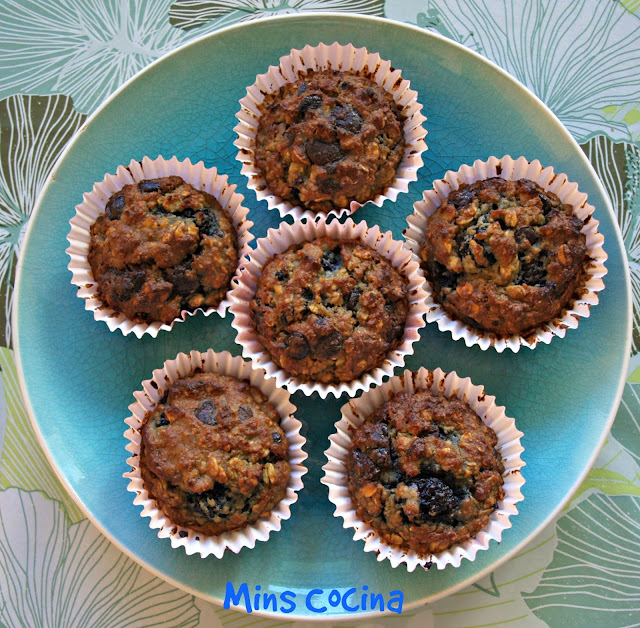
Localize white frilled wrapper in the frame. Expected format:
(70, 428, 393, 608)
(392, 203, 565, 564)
(123, 349, 307, 559)
(228, 216, 429, 399)
(404, 155, 608, 352)
(322, 367, 525, 572)
(234, 41, 428, 222)
(66, 156, 254, 338)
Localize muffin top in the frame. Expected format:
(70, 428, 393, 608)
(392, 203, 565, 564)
(88, 176, 238, 324)
(251, 237, 409, 384)
(255, 70, 405, 213)
(420, 177, 587, 336)
(347, 389, 505, 556)
(139, 372, 290, 537)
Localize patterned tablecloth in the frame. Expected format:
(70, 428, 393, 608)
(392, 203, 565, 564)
(1, 1, 639, 626)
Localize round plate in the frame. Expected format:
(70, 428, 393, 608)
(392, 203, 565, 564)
(13, 13, 631, 620)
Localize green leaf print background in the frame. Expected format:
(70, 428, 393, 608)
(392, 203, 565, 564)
(1, 0, 639, 626)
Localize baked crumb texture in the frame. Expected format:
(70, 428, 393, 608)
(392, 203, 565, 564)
(139, 372, 290, 537)
(420, 177, 587, 336)
(255, 70, 405, 212)
(347, 390, 505, 556)
(251, 237, 409, 384)
(88, 176, 238, 324)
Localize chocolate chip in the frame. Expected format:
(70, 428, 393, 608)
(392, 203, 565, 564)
(321, 247, 342, 272)
(516, 226, 540, 245)
(166, 263, 199, 296)
(195, 400, 217, 425)
(272, 432, 282, 444)
(284, 331, 310, 360)
(238, 406, 253, 421)
(105, 192, 125, 220)
(315, 329, 344, 358)
(415, 477, 458, 519)
(306, 140, 343, 166)
(346, 288, 362, 310)
(299, 95, 323, 116)
(331, 104, 363, 133)
(138, 180, 161, 194)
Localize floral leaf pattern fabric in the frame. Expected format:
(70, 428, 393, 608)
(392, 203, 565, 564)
(0, 0, 638, 626)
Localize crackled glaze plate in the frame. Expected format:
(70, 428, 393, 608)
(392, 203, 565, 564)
(13, 13, 630, 620)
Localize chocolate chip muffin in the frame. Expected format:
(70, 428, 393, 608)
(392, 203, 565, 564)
(255, 70, 405, 212)
(347, 389, 505, 556)
(420, 177, 588, 336)
(88, 176, 238, 324)
(139, 372, 290, 536)
(251, 237, 409, 384)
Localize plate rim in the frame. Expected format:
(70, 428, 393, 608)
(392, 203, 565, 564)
(11, 11, 633, 621)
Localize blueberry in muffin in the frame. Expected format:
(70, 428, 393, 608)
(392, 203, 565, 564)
(420, 177, 587, 336)
(88, 176, 238, 324)
(347, 389, 505, 555)
(255, 70, 406, 212)
(251, 237, 409, 384)
(139, 372, 290, 536)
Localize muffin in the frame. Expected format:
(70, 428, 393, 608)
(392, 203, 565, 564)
(250, 237, 409, 384)
(139, 371, 290, 536)
(254, 70, 405, 213)
(420, 177, 587, 336)
(88, 175, 238, 324)
(346, 388, 505, 556)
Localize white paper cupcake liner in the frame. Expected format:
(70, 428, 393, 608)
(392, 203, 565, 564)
(66, 156, 255, 338)
(228, 216, 429, 399)
(322, 367, 525, 571)
(123, 349, 307, 558)
(234, 41, 428, 222)
(403, 155, 607, 352)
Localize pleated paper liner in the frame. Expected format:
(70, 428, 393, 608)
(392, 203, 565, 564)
(322, 367, 525, 571)
(66, 156, 254, 338)
(123, 349, 307, 558)
(404, 155, 607, 352)
(234, 41, 427, 222)
(228, 216, 429, 399)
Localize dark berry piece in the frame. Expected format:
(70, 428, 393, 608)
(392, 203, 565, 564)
(297, 82, 308, 95)
(178, 530, 188, 538)
(138, 180, 161, 194)
(539, 193, 553, 215)
(331, 104, 363, 133)
(450, 186, 475, 209)
(284, 331, 310, 360)
(516, 226, 540, 245)
(321, 247, 342, 272)
(299, 95, 323, 116)
(195, 400, 217, 426)
(154, 412, 170, 428)
(275, 270, 288, 281)
(431, 262, 458, 290)
(315, 329, 343, 358)
(272, 432, 282, 444)
(105, 192, 125, 220)
(302, 287, 314, 300)
(238, 406, 253, 421)
(306, 140, 343, 166)
(518, 258, 547, 286)
(166, 263, 199, 296)
(415, 477, 458, 519)
(346, 288, 362, 310)
(198, 209, 224, 238)
(114, 269, 146, 300)
(187, 484, 232, 520)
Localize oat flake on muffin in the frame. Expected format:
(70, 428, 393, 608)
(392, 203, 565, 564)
(254, 70, 405, 213)
(250, 237, 409, 384)
(347, 389, 505, 556)
(420, 177, 587, 336)
(88, 176, 238, 324)
(139, 372, 290, 537)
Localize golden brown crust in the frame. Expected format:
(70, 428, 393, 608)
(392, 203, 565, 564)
(139, 373, 289, 536)
(347, 390, 505, 556)
(88, 176, 238, 324)
(251, 237, 409, 383)
(419, 177, 587, 336)
(255, 70, 405, 212)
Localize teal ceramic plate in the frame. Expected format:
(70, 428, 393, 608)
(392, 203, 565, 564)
(14, 14, 631, 620)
